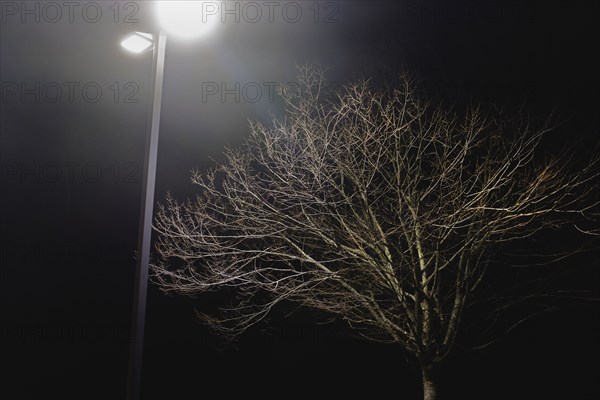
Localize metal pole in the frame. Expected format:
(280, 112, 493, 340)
(127, 31, 167, 400)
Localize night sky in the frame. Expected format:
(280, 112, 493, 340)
(1, 1, 599, 399)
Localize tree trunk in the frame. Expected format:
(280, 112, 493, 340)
(421, 364, 437, 400)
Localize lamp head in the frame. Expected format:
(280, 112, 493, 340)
(121, 32, 154, 54)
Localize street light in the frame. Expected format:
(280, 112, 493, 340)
(122, 2, 218, 399)
(123, 29, 166, 400)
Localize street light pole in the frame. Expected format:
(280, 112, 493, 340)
(121, 4, 218, 397)
(127, 31, 167, 400)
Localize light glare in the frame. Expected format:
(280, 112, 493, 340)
(155, 1, 218, 39)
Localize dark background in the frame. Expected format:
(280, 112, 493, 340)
(1, 1, 598, 399)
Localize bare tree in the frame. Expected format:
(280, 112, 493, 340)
(151, 66, 599, 400)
